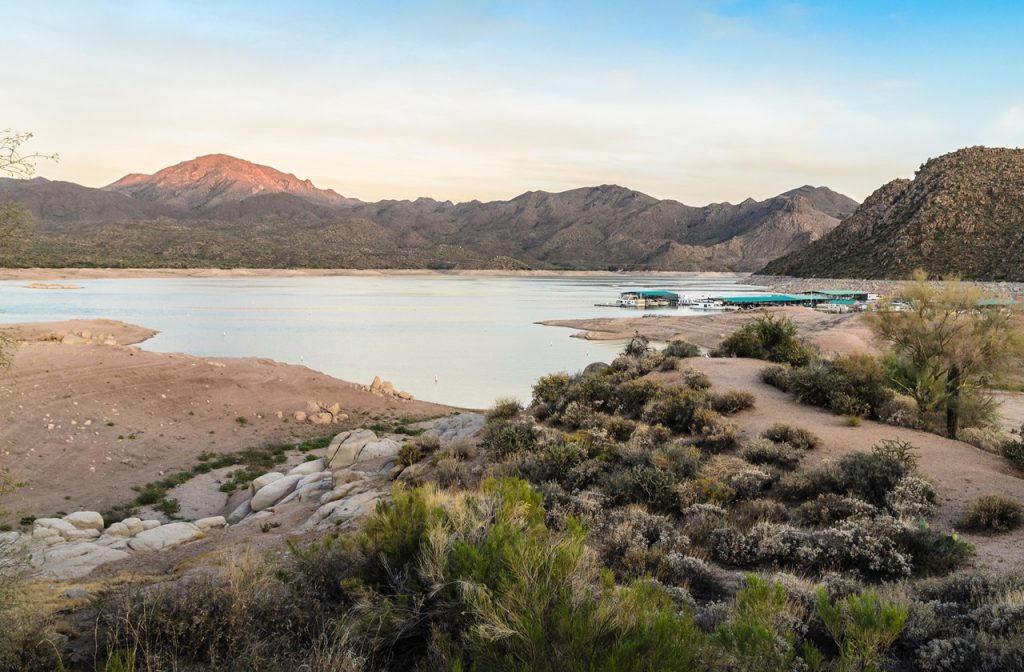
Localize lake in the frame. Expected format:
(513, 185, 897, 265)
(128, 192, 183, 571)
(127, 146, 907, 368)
(0, 274, 763, 408)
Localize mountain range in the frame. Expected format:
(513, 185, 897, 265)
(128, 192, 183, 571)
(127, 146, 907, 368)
(0, 154, 859, 270)
(761, 147, 1024, 281)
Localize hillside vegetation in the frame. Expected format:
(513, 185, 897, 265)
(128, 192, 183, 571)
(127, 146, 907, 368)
(0, 154, 857, 271)
(762, 147, 1024, 280)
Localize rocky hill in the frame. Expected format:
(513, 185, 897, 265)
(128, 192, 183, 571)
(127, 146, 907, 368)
(2, 155, 859, 270)
(761, 147, 1024, 280)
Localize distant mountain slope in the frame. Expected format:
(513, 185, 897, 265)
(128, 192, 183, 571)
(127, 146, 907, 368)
(3, 155, 857, 271)
(103, 154, 356, 210)
(761, 147, 1024, 280)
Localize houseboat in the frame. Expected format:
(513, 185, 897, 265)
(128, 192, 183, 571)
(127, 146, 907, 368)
(613, 290, 681, 308)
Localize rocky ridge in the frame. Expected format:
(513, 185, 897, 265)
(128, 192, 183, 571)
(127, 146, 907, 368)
(761, 147, 1024, 280)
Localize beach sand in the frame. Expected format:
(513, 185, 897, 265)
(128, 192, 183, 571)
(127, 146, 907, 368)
(0, 319, 451, 521)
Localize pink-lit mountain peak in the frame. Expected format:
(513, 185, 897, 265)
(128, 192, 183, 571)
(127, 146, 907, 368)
(104, 154, 355, 210)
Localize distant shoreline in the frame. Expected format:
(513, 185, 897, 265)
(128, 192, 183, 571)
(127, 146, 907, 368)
(0, 267, 755, 281)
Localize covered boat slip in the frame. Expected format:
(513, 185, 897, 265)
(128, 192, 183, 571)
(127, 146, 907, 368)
(602, 288, 874, 311)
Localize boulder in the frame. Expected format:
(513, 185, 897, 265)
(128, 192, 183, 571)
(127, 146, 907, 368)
(36, 542, 130, 580)
(306, 490, 382, 530)
(195, 516, 227, 531)
(381, 381, 396, 395)
(370, 375, 383, 391)
(251, 472, 285, 494)
(33, 518, 99, 541)
(293, 411, 307, 422)
(583, 361, 610, 376)
(326, 429, 377, 470)
(103, 522, 131, 537)
(227, 499, 253, 525)
(306, 400, 322, 414)
(328, 403, 341, 416)
(122, 517, 144, 535)
(64, 511, 105, 531)
(425, 414, 485, 444)
(319, 478, 375, 506)
(251, 474, 303, 511)
(128, 522, 203, 552)
(397, 391, 413, 400)
(330, 436, 402, 470)
(140, 519, 162, 530)
(310, 412, 334, 425)
(287, 458, 326, 476)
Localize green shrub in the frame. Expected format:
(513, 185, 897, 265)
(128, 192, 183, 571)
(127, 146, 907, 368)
(796, 494, 876, 527)
(712, 575, 801, 671)
(653, 443, 702, 480)
(900, 521, 974, 575)
(785, 353, 893, 418)
(398, 442, 425, 467)
(624, 333, 652, 357)
(487, 396, 523, 421)
(814, 588, 908, 672)
(641, 386, 709, 433)
(959, 494, 1024, 533)
(761, 424, 821, 451)
(710, 389, 756, 415)
(615, 379, 663, 418)
(691, 409, 739, 452)
(715, 314, 815, 366)
(664, 339, 701, 358)
(481, 419, 537, 457)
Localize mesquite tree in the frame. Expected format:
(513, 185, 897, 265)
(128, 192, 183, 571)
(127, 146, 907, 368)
(867, 270, 1024, 438)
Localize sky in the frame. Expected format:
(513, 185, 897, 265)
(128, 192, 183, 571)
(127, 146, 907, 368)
(4, 0, 1024, 204)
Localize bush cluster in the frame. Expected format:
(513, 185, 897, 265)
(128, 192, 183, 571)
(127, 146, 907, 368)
(765, 352, 894, 418)
(959, 494, 1024, 533)
(714, 314, 815, 366)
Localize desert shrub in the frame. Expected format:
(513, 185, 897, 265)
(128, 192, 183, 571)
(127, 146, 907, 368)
(614, 379, 663, 418)
(398, 442, 425, 467)
(641, 386, 709, 433)
(652, 443, 702, 480)
(481, 419, 537, 457)
(796, 494, 876, 527)
(785, 353, 893, 418)
(1001, 427, 1024, 469)
(899, 521, 974, 575)
(710, 517, 915, 580)
(0, 536, 62, 671)
(624, 333, 652, 357)
(715, 314, 815, 366)
(760, 364, 791, 390)
(786, 440, 919, 509)
(680, 367, 712, 391)
(603, 415, 637, 441)
(710, 389, 756, 415)
(959, 494, 1024, 533)
(877, 393, 919, 428)
(664, 339, 701, 358)
(886, 476, 938, 519)
(560, 400, 603, 430)
(615, 465, 679, 511)
(729, 498, 790, 529)
(627, 423, 672, 453)
(762, 424, 821, 451)
(742, 438, 802, 470)
(726, 467, 774, 501)
(592, 506, 691, 582)
(958, 426, 1012, 454)
(415, 433, 442, 453)
(842, 415, 863, 427)
(530, 372, 574, 418)
(487, 396, 523, 421)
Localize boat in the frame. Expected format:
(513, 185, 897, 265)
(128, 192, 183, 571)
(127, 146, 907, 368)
(611, 290, 681, 309)
(691, 299, 739, 312)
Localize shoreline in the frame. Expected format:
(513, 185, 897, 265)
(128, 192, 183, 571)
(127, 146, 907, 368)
(0, 267, 755, 281)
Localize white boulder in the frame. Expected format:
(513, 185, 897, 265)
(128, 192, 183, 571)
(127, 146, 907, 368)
(64, 511, 105, 531)
(287, 459, 326, 476)
(251, 472, 285, 494)
(195, 516, 227, 531)
(128, 522, 203, 552)
(251, 474, 303, 511)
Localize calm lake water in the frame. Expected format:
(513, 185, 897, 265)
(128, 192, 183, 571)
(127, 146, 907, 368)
(0, 274, 763, 408)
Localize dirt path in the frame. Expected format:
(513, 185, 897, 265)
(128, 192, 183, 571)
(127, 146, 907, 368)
(0, 320, 451, 522)
(676, 357, 1024, 570)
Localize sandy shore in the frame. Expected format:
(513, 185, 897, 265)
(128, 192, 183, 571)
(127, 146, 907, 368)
(0, 319, 451, 521)
(540, 307, 878, 356)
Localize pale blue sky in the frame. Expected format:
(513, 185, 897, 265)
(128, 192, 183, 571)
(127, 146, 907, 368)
(4, 1, 1023, 203)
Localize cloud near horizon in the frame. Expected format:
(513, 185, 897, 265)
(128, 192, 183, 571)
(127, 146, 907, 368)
(4, 1, 1023, 205)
